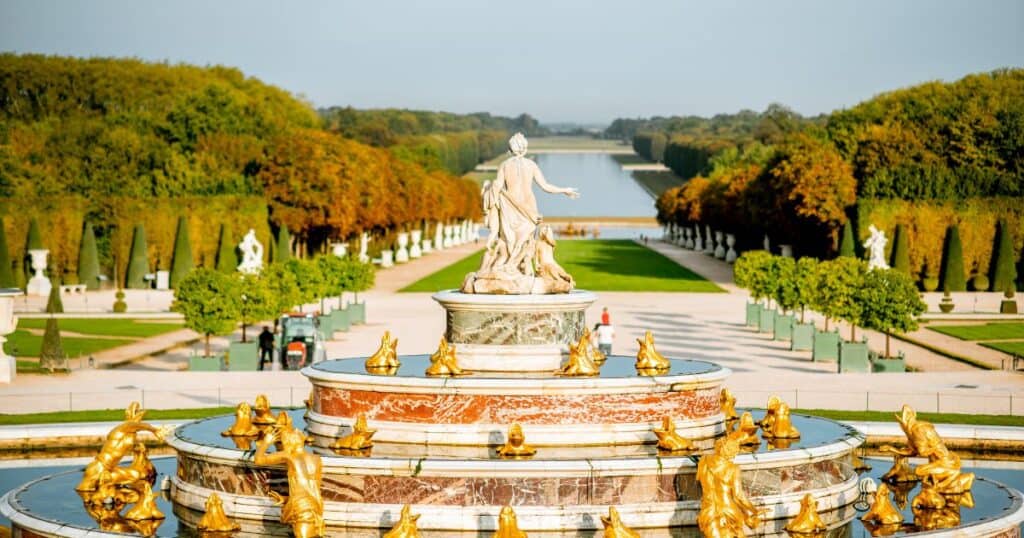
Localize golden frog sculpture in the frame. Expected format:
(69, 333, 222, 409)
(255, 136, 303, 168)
(601, 506, 640, 538)
(861, 482, 903, 526)
(881, 404, 974, 494)
(653, 416, 695, 452)
(697, 436, 762, 537)
(222, 402, 260, 437)
(497, 423, 536, 458)
(332, 413, 376, 451)
(366, 330, 400, 370)
(760, 395, 800, 439)
(560, 330, 601, 376)
(785, 494, 827, 534)
(197, 492, 241, 532)
(255, 425, 325, 538)
(123, 481, 164, 521)
(721, 388, 738, 421)
(492, 505, 528, 538)
(635, 330, 670, 371)
(727, 411, 761, 446)
(383, 504, 422, 538)
(252, 394, 276, 426)
(425, 337, 464, 376)
(76, 402, 170, 493)
(881, 454, 918, 483)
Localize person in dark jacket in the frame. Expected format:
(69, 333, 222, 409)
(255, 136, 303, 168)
(258, 326, 275, 370)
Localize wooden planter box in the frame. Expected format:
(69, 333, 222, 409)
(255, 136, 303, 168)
(758, 308, 776, 334)
(745, 303, 762, 327)
(227, 342, 259, 371)
(812, 330, 840, 362)
(773, 313, 794, 342)
(838, 340, 870, 373)
(791, 322, 814, 351)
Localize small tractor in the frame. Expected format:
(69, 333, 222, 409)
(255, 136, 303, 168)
(278, 313, 324, 370)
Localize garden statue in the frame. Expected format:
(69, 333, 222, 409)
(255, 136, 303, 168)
(237, 229, 264, 274)
(425, 337, 464, 376)
(653, 416, 695, 452)
(366, 331, 400, 371)
(882, 454, 918, 483)
(332, 413, 376, 451)
(222, 402, 260, 437)
(462, 133, 579, 294)
(601, 506, 641, 538)
(358, 232, 370, 263)
(721, 388, 738, 421)
(252, 394, 277, 426)
(697, 436, 762, 537)
(197, 493, 240, 532)
(760, 395, 801, 439)
(122, 481, 164, 521)
(129, 443, 156, 484)
(560, 329, 601, 376)
(785, 494, 826, 534)
(635, 331, 670, 372)
(864, 224, 890, 271)
(383, 505, 422, 538)
(729, 411, 761, 446)
(76, 402, 170, 493)
(862, 482, 903, 525)
(880, 404, 974, 494)
(497, 423, 536, 458)
(493, 505, 528, 538)
(255, 425, 325, 538)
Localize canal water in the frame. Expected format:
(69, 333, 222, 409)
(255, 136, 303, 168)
(531, 153, 658, 218)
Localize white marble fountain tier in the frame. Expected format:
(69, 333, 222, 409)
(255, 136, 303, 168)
(304, 356, 729, 446)
(432, 290, 597, 372)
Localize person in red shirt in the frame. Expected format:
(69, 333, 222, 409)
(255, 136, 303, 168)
(601, 307, 611, 326)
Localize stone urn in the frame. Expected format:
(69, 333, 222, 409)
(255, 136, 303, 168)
(331, 242, 348, 258)
(779, 244, 794, 258)
(443, 226, 454, 248)
(703, 225, 715, 255)
(26, 249, 52, 297)
(0, 288, 20, 383)
(434, 222, 445, 251)
(410, 230, 423, 258)
(422, 239, 433, 254)
(395, 233, 410, 263)
(380, 249, 395, 268)
(725, 234, 738, 263)
(693, 226, 703, 251)
(714, 231, 726, 259)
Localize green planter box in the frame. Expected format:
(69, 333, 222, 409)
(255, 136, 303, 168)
(227, 342, 259, 371)
(839, 341, 870, 373)
(350, 301, 366, 325)
(871, 354, 907, 373)
(745, 303, 762, 327)
(316, 315, 333, 340)
(791, 322, 814, 351)
(773, 313, 794, 341)
(758, 308, 776, 334)
(189, 354, 224, 372)
(331, 308, 351, 333)
(812, 330, 840, 362)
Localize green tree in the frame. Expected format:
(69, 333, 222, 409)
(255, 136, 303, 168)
(39, 317, 67, 372)
(857, 268, 926, 357)
(262, 262, 300, 316)
(215, 224, 237, 274)
(771, 256, 799, 313)
(733, 250, 775, 305)
(0, 221, 14, 288)
(813, 257, 867, 334)
(794, 257, 819, 322)
(45, 280, 63, 314)
(125, 224, 149, 289)
(990, 219, 1017, 293)
(940, 225, 966, 292)
(169, 216, 194, 288)
(838, 220, 855, 258)
(237, 273, 278, 343)
(284, 258, 326, 312)
(172, 268, 241, 357)
(274, 225, 292, 263)
(889, 224, 910, 275)
(77, 222, 100, 290)
(317, 255, 349, 309)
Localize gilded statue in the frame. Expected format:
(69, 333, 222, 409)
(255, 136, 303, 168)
(304, 389, 314, 418)
(721, 388, 738, 421)
(80, 493, 138, 534)
(366, 331, 400, 371)
(912, 489, 972, 531)
(785, 494, 827, 534)
(123, 481, 164, 521)
(492, 505, 528, 538)
(76, 402, 169, 492)
(332, 413, 376, 451)
(130, 443, 156, 484)
(653, 416, 695, 452)
(697, 436, 761, 537)
(560, 329, 601, 376)
(255, 425, 325, 538)
(252, 394, 276, 426)
(425, 337, 464, 376)
(728, 411, 761, 446)
(881, 454, 918, 483)
(861, 482, 903, 526)
(635, 331, 670, 372)
(880, 405, 974, 494)
(462, 133, 580, 295)
(222, 402, 260, 437)
(912, 483, 946, 510)
(497, 423, 536, 458)
(601, 506, 640, 538)
(760, 395, 800, 439)
(197, 492, 241, 532)
(383, 504, 422, 538)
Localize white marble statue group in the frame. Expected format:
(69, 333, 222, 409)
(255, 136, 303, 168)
(461, 133, 579, 294)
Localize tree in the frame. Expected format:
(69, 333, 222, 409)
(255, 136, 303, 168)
(794, 257, 819, 322)
(215, 224, 237, 274)
(262, 262, 301, 316)
(45, 280, 63, 314)
(284, 258, 326, 312)
(125, 224, 149, 289)
(857, 268, 926, 357)
(813, 257, 867, 334)
(172, 268, 242, 357)
(348, 258, 375, 302)
(0, 221, 15, 288)
(317, 255, 349, 309)
(733, 250, 775, 305)
(990, 219, 1017, 293)
(39, 317, 67, 372)
(889, 224, 910, 275)
(771, 256, 799, 313)
(940, 225, 966, 292)
(275, 225, 292, 263)
(24, 217, 43, 284)
(237, 273, 278, 343)
(77, 222, 100, 290)
(838, 220, 855, 258)
(169, 216, 194, 288)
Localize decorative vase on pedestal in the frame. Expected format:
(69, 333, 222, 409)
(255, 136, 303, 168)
(434, 222, 445, 251)
(0, 289, 20, 383)
(409, 230, 423, 259)
(725, 234, 738, 263)
(331, 242, 348, 258)
(395, 233, 410, 263)
(779, 244, 794, 258)
(693, 226, 703, 251)
(703, 225, 715, 255)
(714, 231, 726, 259)
(422, 239, 433, 253)
(380, 249, 394, 268)
(26, 249, 51, 296)
(443, 226, 454, 248)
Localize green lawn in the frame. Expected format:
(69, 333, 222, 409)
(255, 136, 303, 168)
(401, 240, 723, 292)
(927, 322, 1024, 341)
(794, 408, 1024, 427)
(0, 406, 240, 425)
(4, 330, 135, 359)
(981, 341, 1024, 356)
(16, 318, 184, 338)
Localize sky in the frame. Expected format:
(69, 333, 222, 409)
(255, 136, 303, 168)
(1, 0, 1021, 124)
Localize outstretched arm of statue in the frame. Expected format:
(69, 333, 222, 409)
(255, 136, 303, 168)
(533, 166, 579, 198)
(254, 430, 287, 466)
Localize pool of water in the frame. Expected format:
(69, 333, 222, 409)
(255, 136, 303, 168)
(531, 153, 659, 218)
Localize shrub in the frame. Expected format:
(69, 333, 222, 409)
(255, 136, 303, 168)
(794, 257, 819, 322)
(125, 224, 149, 289)
(857, 268, 926, 357)
(890, 224, 910, 275)
(169, 216, 194, 288)
(77, 222, 100, 290)
(813, 257, 867, 334)
(39, 317, 67, 372)
(113, 290, 127, 313)
(991, 219, 1017, 293)
(215, 224, 237, 274)
(0, 220, 14, 288)
(733, 250, 774, 304)
(940, 225, 966, 292)
(771, 256, 799, 312)
(24, 217, 42, 283)
(45, 280, 63, 314)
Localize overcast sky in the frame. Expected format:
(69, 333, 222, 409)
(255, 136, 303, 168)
(1, 0, 1021, 124)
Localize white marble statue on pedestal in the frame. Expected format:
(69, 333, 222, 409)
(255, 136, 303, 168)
(714, 231, 726, 259)
(434, 222, 444, 251)
(703, 225, 715, 255)
(237, 229, 264, 274)
(693, 226, 703, 251)
(410, 229, 423, 258)
(422, 238, 433, 253)
(725, 234, 738, 263)
(0, 289, 20, 383)
(395, 232, 410, 263)
(380, 249, 394, 268)
(763, 234, 771, 253)
(331, 242, 348, 257)
(358, 232, 370, 263)
(443, 225, 453, 248)
(25, 249, 51, 296)
(864, 225, 889, 271)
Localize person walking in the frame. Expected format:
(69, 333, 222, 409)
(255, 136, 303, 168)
(601, 307, 611, 326)
(596, 322, 615, 356)
(258, 326, 275, 371)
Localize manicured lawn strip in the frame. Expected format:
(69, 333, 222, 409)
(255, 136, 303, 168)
(981, 341, 1024, 356)
(610, 153, 648, 165)
(400, 240, 724, 293)
(927, 322, 1024, 341)
(4, 330, 135, 358)
(794, 408, 1024, 427)
(16, 318, 184, 338)
(0, 407, 242, 425)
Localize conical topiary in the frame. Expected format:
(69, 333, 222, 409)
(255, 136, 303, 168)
(169, 216, 194, 288)
(24, 217, 43, 284)
(45, 279, 64, 313)
(275, 225, 292, 262)
(77, 222, 100, 290)
(838, 220, 855, 258)
(215, 224, 237, 274)
(125, 224, 149, 289)
(0, 221, 14, 288)
(890, 224, 910, 274)
(39, 317, 67, 372)
(990, 219, 1017, 293)
(940, 225, 966, 292)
